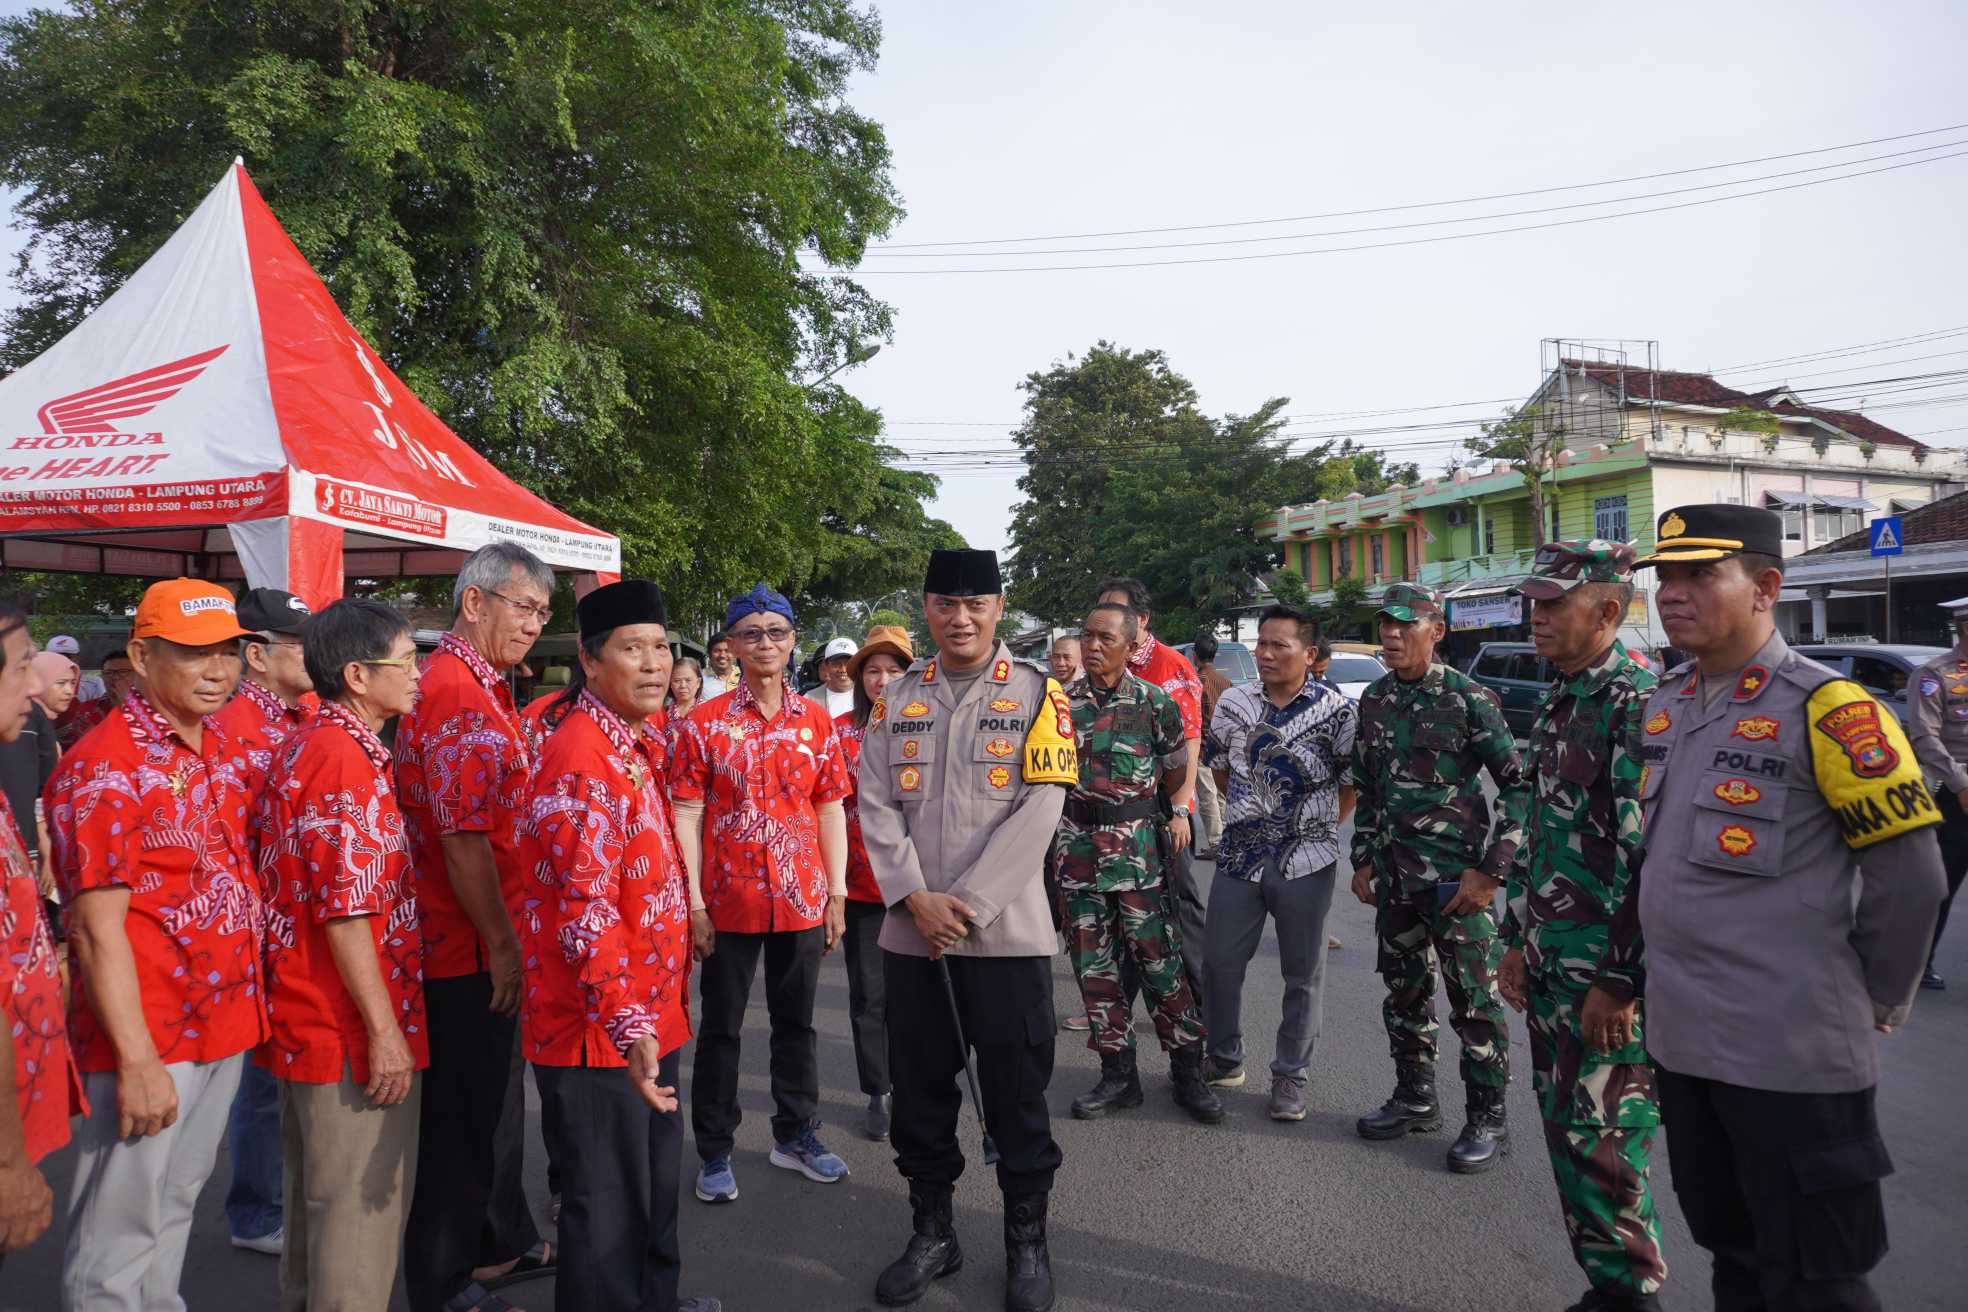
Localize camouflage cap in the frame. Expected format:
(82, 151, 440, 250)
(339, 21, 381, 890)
(1376, 581, 1444, 622)
(1516, 540, 1637, 600)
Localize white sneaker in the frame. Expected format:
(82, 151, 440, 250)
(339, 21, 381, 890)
(231, 1227, 284, 1256)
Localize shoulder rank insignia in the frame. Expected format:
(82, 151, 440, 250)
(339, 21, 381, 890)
(1733, 665, 1768, 700)
(921, 661, 937, 684)
(1731, 716, 1779, 742)
(1677, 673, 1699, 697)
(991, 659, 1011, 682)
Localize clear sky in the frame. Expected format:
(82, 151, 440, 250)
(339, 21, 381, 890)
(3, 1, 1965, 557)
(837, 1, 1968, 550)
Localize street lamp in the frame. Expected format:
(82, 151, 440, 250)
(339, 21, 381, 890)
(810, 342, 882, 386)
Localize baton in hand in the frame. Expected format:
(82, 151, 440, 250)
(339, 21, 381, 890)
(936, 956, 1001, 1166)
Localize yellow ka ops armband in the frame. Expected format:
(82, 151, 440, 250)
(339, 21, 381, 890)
(1807, 679, 1940, 850)
(1024, 677, 1079, 785)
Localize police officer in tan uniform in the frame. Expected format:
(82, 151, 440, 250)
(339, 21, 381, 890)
(1608, 504, 1946, 1312)
(856, 548, 1078, 1312)
(1905, 596, 1968, 989)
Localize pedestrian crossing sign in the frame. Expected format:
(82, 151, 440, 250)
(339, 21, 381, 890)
(1869, 516, 1903, 557)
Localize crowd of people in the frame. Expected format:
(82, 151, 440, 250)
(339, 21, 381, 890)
(0, 503, 1960, 1312)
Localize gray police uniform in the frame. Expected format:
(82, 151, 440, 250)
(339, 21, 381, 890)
(1905, 644, 1968, 977)
(856, 641, 1075, 1195)
(1619, 630, 1945, 1309)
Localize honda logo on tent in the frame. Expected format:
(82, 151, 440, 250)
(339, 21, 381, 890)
(30, 345, 230, 437)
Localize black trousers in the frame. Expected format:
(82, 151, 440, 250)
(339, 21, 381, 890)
(536, 1055, 684, 1312)
(886, 952, 1062, 1196)
(842, 899, 891, 1096)
(406, 972, 537, 1311)
(691, 926, 823, 1160)
(1655, 1065, 1891, 1312)
(478, 1017, 543, 1264)
(1929, 790, 1968, 967)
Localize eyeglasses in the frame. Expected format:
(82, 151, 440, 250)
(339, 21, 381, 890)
(483, 589, 553, 623)
(730, 625, 795, 646)
(362, 656, 421, 669)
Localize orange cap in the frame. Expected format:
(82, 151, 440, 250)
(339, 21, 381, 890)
(133, 579, 252, 646)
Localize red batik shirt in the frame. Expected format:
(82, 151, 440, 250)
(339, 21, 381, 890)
(834, 710, 881, 904)
(45, 692, 267, 1072)
(255, 701, 427, 1085)
(212, 678, 312, 810)
(520, 691, 691, 1068)
(1129, 635, 1205, 741)
(670, 682, 850, 933)
(56, 697, 112, 751)
(394, 634, 534, 980)
(2, 809, 84, 1162)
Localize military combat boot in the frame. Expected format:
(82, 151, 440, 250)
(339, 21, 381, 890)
(1003, 1192, 1056, 1312)
(1564, 1288, 1662, 1312)
(1355, 1059, 1441, 1139)
(875, 1180, 962, 1306)
(1168, 1045, 1226, 1124)
(1070, 1049, 1143, 1119)
(1446, 1084, 1509, 1173)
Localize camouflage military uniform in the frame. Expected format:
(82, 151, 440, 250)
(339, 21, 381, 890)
(1507, 637, 1666, 1297)
(1052, 674, 1204, 1055)
(1350, 662, 1527, 1092)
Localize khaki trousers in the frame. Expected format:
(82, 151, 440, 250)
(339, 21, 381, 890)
(280, 1070, 423, 1312)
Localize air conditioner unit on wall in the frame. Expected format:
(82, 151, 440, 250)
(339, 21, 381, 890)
(1445, 508, 1470, 526)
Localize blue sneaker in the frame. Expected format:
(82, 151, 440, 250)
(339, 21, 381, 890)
(769, 1122, 850, 1183)
(694, 1156, 739, 1203)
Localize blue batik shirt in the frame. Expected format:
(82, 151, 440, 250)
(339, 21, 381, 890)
(1204, 677, 1357, 882)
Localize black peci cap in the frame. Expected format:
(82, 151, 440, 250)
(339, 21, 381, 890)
(923, 548, 1002, 597)
(577, 580, 667, 640)
(1634, 504, 1783, 568)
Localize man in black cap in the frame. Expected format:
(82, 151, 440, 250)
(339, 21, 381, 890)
(857, 548, 1078, 1312)
(212, 586, 316, 1259)
(1609, 503, 1945, 1312)
(518, 580, 720, 1312)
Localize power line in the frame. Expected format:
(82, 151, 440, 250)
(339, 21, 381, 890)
(860, 140, 1968, 259)
(880, 327, 1968, 434)
(865, 123, 1968, 249)
(824, 149, 1968, 275)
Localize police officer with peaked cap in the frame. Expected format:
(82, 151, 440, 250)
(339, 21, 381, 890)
(855, 548, 1078, 1312)
(1605, 503, 1946, 1312)
(1904, 594, 1968, 989)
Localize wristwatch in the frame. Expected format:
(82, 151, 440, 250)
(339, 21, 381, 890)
(1171, 801, 1194, 818)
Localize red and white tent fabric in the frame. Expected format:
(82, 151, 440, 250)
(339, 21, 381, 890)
(0, 161, 619, 606)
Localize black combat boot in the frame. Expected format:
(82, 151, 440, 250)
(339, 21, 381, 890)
(1003, 1192, 1055, 1312)
(1069, 1049, 1143, 1119)
(1168, 1045, 1226, 1124)
(1564, 1287, 1662, 1311)
(875, 1180, 962, 1306)
(1446, 1084, 1509, 1174)
(1355, 1059, 1441, 1139)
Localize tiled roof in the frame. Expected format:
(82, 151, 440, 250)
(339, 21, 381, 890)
(1810, 487, 1968, 554)
(1558, 359, 1923, 450)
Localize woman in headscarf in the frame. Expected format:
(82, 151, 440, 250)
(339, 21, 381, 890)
(833, 624, 913, 1141)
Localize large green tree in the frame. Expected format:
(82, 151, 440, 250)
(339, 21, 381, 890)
(0, 0, 926, 633)
(1004, 343, 1418, 641)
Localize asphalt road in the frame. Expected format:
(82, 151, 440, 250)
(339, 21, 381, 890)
(8, 830, 1967, 1311)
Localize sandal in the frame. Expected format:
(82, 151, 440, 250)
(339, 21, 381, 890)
(479, 1241, 556, 1291)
